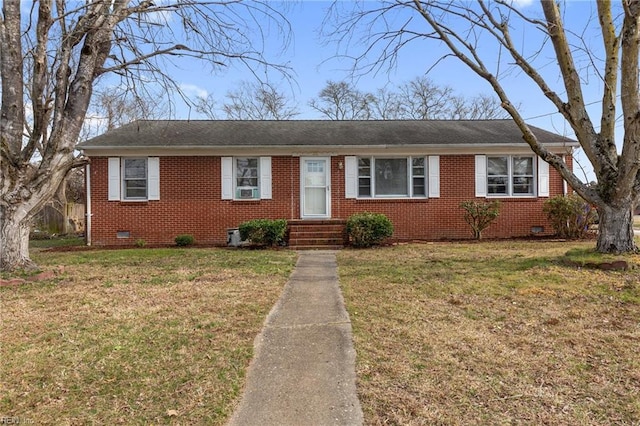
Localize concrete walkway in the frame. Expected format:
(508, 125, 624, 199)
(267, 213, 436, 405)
(227, 251, 363, 426)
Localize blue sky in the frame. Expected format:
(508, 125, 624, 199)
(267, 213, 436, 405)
(174, 2, 518, 114)
(154, 1, 615, 182)
(172, 1, 564, 119)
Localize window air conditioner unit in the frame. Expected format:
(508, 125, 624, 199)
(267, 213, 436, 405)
(237, 187, 258, 199)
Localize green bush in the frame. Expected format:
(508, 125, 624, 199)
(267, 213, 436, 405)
(346, 212, 394, 248)
(543, 194, 596, 239)
(460, 200, 501, 240)
(238, 219, 287, 247)
(174, 234, 195, 246)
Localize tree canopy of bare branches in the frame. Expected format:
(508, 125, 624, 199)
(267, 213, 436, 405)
(326, 0, 640, 253)
(0, 0, 291, 271)
(310, 77, 508, 120)
(309, 81, 376, 120)
(196, 81, 299, 120)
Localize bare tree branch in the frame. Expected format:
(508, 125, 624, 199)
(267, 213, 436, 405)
(222, 81, 299, 120)
(1, 0, 26, 167)
(616, 1, 640, 197)
(596, 0, 620, 161)
(1, 0, 293, 270)
(325, 0, 640, 252)
(310, 77, 509, 120)
(309, 80, 374, 120)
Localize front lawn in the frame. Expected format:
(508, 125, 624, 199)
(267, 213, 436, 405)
(338, 241, 640, 425)
(3, 241, 639, 425)
(1, 248, 297, 424)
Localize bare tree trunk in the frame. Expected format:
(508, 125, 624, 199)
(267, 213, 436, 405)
(0, 207, 37, 271)
(325, 2, 640, 253)
(1, 1, 291, 272)
(596, 203, 637, 254)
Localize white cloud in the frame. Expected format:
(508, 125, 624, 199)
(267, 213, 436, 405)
(180, 83, 208, 99)
(510, 0, 535, 8)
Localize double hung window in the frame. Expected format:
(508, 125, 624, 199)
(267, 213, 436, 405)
(487, 156, 534, 196)
(221, 156, 272, 200)
(123, 158, 148, 200)
(107, 157, 160, 201)
(235, 158, 259, 199)
(357, 157, 427, 198)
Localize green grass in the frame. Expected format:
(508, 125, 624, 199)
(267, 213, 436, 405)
(338, 241, 640, 425)
(29, 235, 85, 248)
(564, 246, 637, 266)
(4, 240, 640, 424)
(1, 247, 297, 424)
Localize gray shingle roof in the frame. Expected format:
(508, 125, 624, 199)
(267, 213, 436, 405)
(78, 119, 577, 150)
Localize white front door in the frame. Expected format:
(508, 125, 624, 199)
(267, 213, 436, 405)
(301, 157, 331, 218)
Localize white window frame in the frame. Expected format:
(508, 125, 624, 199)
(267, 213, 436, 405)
(108, 157, 160, 202)
(234, 157, 260, 200)
(486, 155, 536, 197)
(411, 157, 427, 198)
(356, 156, 428, 199)
(122, 158, 148, 200)
(221, 156, 272, 200)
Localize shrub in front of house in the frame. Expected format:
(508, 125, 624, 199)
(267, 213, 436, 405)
(543, 194, 596, 239)
(460, 200, 501, 240)
(346, 212, 394, 248)
(175, 234, 195, 246)
(238, 219, 287, 247)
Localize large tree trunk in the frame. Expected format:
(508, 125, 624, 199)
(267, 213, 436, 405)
(1, 0, 292, 272)
(1, 160, 71, 272)
(0, 206, 37, 271)
(596, 202, 638, 254)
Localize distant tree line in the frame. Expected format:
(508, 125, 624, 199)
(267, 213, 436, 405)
(190, 77, 508, 121)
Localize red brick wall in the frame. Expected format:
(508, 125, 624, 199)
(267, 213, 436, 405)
(90, 156, 299, 246)
(332, 155, 569, 241)
(89, 154, 570, 246)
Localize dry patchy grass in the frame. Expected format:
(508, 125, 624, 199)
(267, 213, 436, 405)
(1, 248, 296, 424)
(338, 241, 640, 425)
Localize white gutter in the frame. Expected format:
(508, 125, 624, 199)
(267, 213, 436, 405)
(81, 144, 578, 158)
(85, 163, 91, 246)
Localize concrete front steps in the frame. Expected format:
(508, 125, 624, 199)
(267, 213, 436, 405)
(288, 219, 347, 250)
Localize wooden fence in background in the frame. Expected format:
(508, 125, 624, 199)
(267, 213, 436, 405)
(33, 202, 85, 235)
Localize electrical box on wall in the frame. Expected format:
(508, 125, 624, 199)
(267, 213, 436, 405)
(227, 228, 246, 247)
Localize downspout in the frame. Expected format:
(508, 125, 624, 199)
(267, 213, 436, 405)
(85, 163, 92, 246)
(562, 154, 568, 196)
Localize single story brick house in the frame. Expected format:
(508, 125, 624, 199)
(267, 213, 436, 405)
(77, 120, 579, 248)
